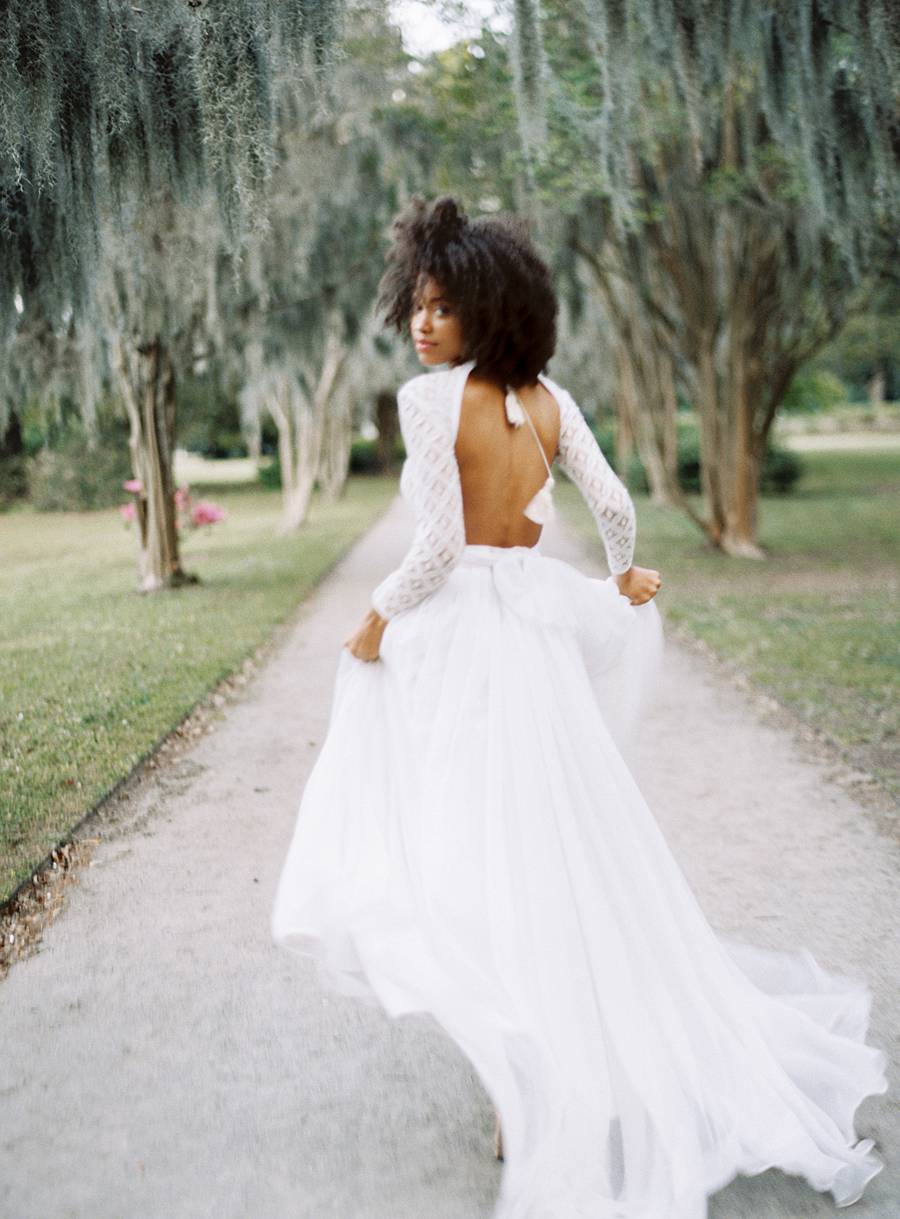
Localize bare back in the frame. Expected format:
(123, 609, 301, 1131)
(454, 376, 561, 548)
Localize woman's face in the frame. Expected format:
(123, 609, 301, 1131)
(410, 276, 465, 366)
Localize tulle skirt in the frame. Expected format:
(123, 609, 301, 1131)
(270, 540, 887, 1218)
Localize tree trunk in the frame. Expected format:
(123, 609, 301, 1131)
(375, 390, 399, 473)
(868, 367, 885, 409)
(718, 305, 765, 558)
(575, 241, 682, 506)
(612, 343, 636, 480)
(111, 332, 197, 592)
(719, 385, 765, 559)
(623, 331, 682, 507)
(267, 374, 321, 533)
(247, 311, 349, 533)
(271, 319, 348, 529)
(317, 389, 353, 501)
(0, 409, 28, 504)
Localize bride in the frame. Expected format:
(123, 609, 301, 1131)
(271, 195, 887, 1218)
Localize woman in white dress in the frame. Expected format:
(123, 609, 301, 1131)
(271, 196, 887, 1218)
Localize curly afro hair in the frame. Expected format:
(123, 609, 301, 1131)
(376, 195, 558, 389)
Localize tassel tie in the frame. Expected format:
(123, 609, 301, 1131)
(504, 386, 556, 524)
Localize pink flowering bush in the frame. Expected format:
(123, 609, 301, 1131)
(119, 479, 227, 534)
(120, 478, 142, 527)
(191, 500, 228, 527)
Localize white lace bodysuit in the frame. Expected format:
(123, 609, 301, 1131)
(370, 359, 636, 621)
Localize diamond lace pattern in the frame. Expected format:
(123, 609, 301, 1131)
(370, 374, 466, 620)
(370, 372, 636, 619)
(553, 383, 636, 576)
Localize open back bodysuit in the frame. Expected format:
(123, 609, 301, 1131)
(370, 359, 636, 620)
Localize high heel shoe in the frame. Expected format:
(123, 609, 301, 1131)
(493, 1108, 504, 1161)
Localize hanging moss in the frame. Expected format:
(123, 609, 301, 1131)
(510, 0, 548, 166)
(534, 0, 899, 255)
(0, 0, 343, 431)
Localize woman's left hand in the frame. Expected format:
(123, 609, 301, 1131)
(343, 608, 389, 662)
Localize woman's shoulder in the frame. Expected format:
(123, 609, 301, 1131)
(397, 371, 434, 403)
(396, 366, 465, 431)
(538, 368, 572, 399)
(398, 365, 459, 400)
(537, 371, 579, 421)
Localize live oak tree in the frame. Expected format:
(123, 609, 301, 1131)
(222, 8, 404, 532)
(0, 0, 340, 589)
(99, 188, 219, 589)
(509, 0, 900, 556)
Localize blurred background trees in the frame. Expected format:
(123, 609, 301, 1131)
(1, 0, 898, 566)
(518, 0, 900, 554)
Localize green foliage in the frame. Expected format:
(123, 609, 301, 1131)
(257, 458, 282, 490)
(0, 412, 28, 508)
(27, 417, 132, 512)
(0, 455, 27, 509)
(589, 420, 617, 466)
(537, 0, 900, 257)
(810, 282, 900, 401)
(178, 374, 247, 459)
(782, 369, 848, 414)
(257, 436, 404, 488)
(0, 0, 344, 432)
(349, 437, 384, 474)
(618, 424, 803, 496)
(379, 31, 523, 210)
(760, 445, 804, 494)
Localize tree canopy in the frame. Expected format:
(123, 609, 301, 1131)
(0, 0, 341, 419)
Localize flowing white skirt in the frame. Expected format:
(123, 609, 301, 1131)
(270, 540, 887, 1218)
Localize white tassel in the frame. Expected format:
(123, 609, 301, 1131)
(505, 385, 556, 523)
(523, 474, 556, 523)
(504, 388, 525, 427)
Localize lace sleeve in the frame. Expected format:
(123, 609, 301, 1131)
(555, 387, 636, 575)
(370, 375, 466, 620)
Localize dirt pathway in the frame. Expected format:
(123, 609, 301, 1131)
(2, 495, 896, 1219)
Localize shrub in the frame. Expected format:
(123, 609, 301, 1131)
(610, 423, 802, 496)
(349, 436, 390, 473)
(761, 445, 804, 494)
(179, 374, 248, 458)
(0, 454, 28, 509)
(257, 457, 282, 489)
(0, 412, 29, 509)
(28, 418, 133, 511)
(258, 436, 406, 489)
(782, 368, 848, 413)
(350, 433, 423, 474)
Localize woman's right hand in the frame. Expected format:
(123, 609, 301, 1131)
(614, 565, 662, 605)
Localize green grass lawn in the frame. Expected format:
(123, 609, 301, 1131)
(559, 448, 900, 799)
(0, 475, 398, 901)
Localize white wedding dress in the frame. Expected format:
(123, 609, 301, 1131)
(271, 359, 887, 1218)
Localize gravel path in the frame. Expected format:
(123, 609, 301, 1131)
(2, 494, 896, 1219)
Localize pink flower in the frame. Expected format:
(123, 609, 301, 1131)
(123, 478, 143, 493)
(119, 501, 136, 521)
(174, 484, 191, 510)
(191, 500, 227, 527)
